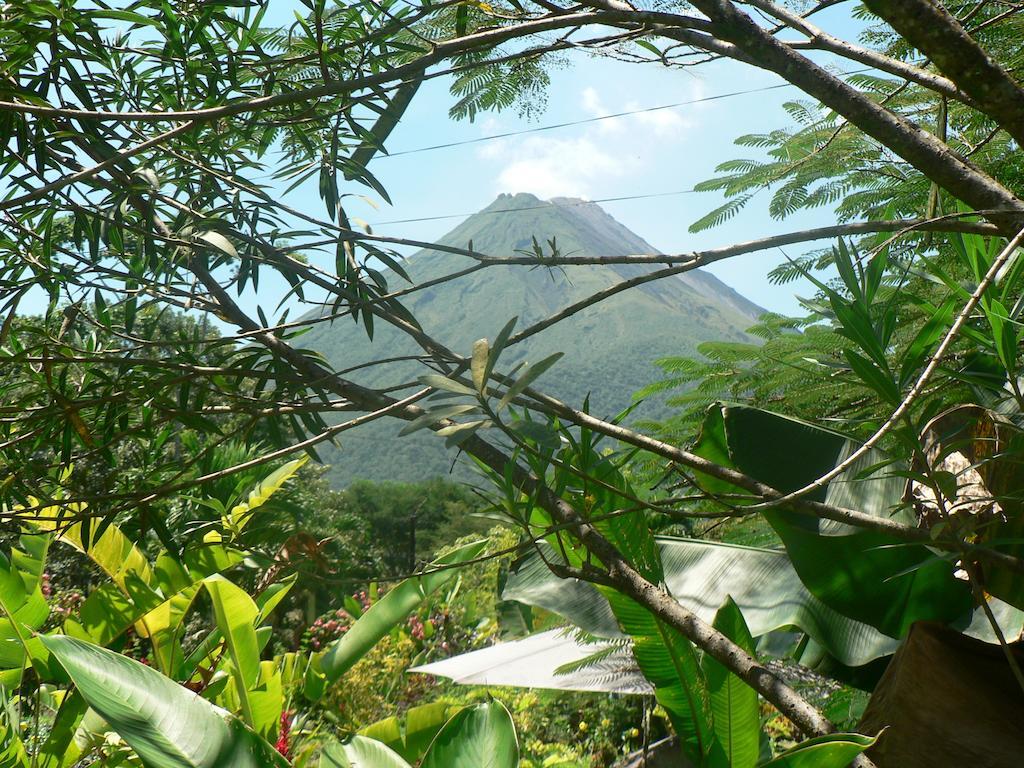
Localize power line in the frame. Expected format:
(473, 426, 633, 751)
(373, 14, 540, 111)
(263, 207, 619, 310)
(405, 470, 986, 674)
(369, 66, 876, 226)
(382, 82, 795, 158)
(373, 189, 700, 225)
(378, 67, 872, 160)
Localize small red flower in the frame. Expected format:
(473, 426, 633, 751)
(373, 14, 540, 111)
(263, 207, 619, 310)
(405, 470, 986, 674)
(275, 710, 292, 758)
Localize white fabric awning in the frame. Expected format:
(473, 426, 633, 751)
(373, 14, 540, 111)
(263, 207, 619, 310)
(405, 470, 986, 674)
(409, 629, 652, 695)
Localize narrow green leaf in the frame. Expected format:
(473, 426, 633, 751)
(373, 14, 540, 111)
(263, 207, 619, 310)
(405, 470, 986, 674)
(418, 374, 475, 396)
(843, 349, 899, 404)
(758, 732, 876, 767)
(471, 338, 489, 393)
(899, 297, 955, 389)
(703, 598, 759, 768)
(498, 353, 563, 410)
(317, 540, 486, 686)
(197, 231, 237, 259)
(398, 405, 480, 436)
(455, 4, 468, 36)
(482, 317, 517, 386)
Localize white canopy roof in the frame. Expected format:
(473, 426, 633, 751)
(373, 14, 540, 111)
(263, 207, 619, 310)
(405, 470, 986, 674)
(409, 629, 652, 695)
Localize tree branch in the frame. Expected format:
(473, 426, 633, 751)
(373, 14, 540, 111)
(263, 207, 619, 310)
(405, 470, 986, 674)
(861, 0, 1024, 147)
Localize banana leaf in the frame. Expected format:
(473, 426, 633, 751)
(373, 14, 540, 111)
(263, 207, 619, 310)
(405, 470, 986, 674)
(527, 446, 714, 766)
(692, 404, 973, 638)
(703, 599, 759, 768)
(503, 538, 900, 668)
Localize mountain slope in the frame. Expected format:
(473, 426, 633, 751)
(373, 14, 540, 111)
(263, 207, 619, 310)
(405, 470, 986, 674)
(299, 193, 764, 485)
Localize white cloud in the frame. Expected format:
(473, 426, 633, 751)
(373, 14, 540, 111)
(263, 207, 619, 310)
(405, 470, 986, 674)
(479, 116, 504, 137)
(479, 83, 704, 199)
(581, 86, 606, 117)
(494, 135, 628, 199)
(631, 105, 688, 136)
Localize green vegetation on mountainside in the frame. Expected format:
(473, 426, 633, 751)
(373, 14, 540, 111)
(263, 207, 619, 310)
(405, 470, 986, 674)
(300, 193, 764, 485)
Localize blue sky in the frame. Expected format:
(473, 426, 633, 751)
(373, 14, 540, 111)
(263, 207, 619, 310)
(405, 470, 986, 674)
(347, 56, 819, 314)
(268, 3, 868, 316)
(18, 3, 871, 319)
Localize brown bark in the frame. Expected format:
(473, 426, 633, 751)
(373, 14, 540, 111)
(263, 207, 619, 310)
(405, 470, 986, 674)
(859, 622, 1024, 768)
(862, 0, 1024, 148)
(682, 0, 1024, 235)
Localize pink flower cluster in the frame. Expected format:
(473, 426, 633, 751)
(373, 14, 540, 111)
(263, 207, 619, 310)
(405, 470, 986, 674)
(306, 609, 351, 651)
(407, 614, 427, 640)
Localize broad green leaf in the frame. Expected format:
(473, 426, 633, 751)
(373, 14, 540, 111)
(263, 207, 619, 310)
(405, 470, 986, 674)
(178, 577, 294, 684)
(72, 576, 200, 677)
(41, 636, 288, 768)
(691, 404, 972, 638)
(246, 661, 284, 742)
(182, 544, 246, 580)
(360, 703, 463, 763)
(504, 538, 899, 668)
(317, 540, 486, 686)
(35, 690, 88, 768)
(0, 692, 27, 768)
(222, 457, 308, 538)
(255, 575, 297, 623)
(140, 582, 203, 676)
(75, 583, 138, 646)
(420, 701, 518, 768)
(319, 735, 411, 768)
(31, 505, 153, 590)
(204, 576, 260, 725)
(759, 733, 876, 767)
(703, 598, 759, 768)
(68, 708, 109, 768)
(11, 533, 48, 590)
(0, 542, 51, 686)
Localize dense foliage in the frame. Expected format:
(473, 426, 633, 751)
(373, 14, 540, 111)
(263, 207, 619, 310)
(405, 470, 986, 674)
(4, 1, 1024, 767)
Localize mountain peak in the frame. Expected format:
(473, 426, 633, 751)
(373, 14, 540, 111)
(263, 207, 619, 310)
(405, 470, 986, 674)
(300, 194, 766, 485)
(485, 193, 602, 213)
(446, 193, 656, 258)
